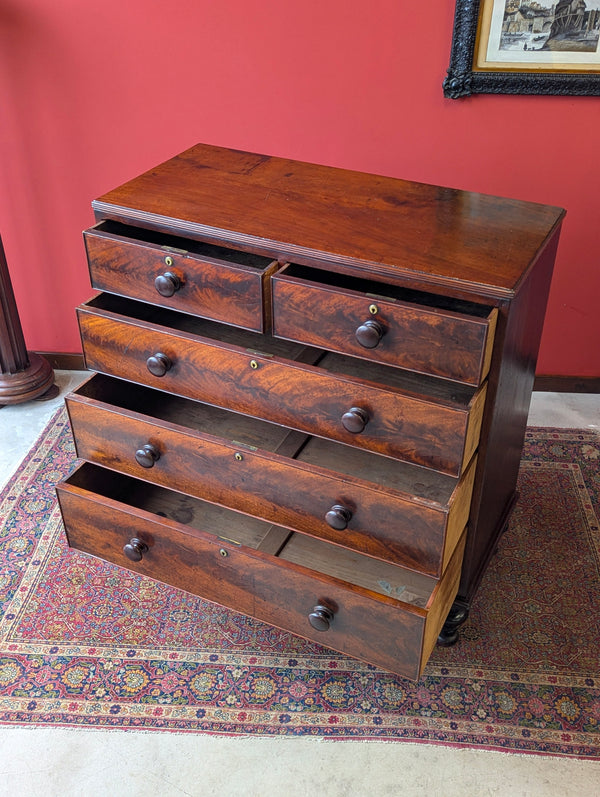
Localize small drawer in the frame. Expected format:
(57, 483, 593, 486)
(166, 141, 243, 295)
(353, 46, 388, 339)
(77, 294, 487, 476)
(272, 264, 498, 386)
(66, 373, 477, 577)
(84, 221, 280, 332)
(56, 463, 467, 680)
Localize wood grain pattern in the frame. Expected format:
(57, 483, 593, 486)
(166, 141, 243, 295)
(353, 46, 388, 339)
(457, 229, 562, 603)
(272, 264, 497, 385)
(59, 143, 565, 677)
(462, 383, 487, 472)
(66, 374, 476, 576)
(57, 462, 463, 679)
(92, 143, 565, 300)
(77, 297, 482, 476)
(84, 221, 278, 332)
(419, 530, 467, 671)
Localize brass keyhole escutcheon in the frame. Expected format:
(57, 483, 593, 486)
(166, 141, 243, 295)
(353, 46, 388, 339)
(219, 549, 228, 557)
(250, 360, 259, 369)
(165, 255, 173, 267)
(369, 304, 378, 315)
(234, 452, 243, 461)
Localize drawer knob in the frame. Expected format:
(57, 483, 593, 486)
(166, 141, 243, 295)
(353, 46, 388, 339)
(123, 537, 148, 562)
(341, 406, 369, 434)
(308, 605, 335, 632)
(325, 504, 353, 530)
(355, 318, 384, 349)
(135, 443, 160, 468)
(155, 271, 181, 297)
(146, 352, 172, 377)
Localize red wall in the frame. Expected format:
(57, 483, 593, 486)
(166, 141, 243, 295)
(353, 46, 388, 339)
(1, 0, 598, 376)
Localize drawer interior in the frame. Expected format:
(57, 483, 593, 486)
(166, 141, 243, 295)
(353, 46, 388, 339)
(90, 220, 275, 271)
(318, 352, 475, 406)
(279, 534, 431, 607)
(279, 264, 493, 318)
(73, 374, 460, 505)
(85, 293, 315, 361)
(64, 463, 437, 609)
(84, 294, 477, 409)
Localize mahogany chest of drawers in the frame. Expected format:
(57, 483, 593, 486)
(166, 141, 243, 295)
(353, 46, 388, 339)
(56, 144, 564, 680)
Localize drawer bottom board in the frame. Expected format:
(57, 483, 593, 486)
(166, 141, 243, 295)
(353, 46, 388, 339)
(56, 463, 466, 680)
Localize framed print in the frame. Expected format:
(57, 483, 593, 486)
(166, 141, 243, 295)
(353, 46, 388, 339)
(444, 0, 600, 97)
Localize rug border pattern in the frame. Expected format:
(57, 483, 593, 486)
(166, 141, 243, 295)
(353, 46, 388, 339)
(0, 410, 598, 758)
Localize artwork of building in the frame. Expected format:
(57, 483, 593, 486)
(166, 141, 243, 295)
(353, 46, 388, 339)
(502, 0, 600, 51)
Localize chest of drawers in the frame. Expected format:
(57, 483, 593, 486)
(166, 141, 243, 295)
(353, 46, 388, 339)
(56, 144, 564, 680)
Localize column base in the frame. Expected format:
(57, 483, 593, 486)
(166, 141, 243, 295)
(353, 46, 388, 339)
(0, 353, 55, 405)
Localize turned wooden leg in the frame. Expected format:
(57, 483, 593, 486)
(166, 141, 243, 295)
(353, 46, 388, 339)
(437, 599, 470, 647)
(0, 234, 55, 406)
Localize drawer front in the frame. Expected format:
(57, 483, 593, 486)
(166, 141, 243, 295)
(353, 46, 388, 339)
(56, 465, 466, 680)
(272, 265, 497, 386)
(78, 302, 485, 476)
(66, 386, 476, 576)
(84, 223, 279, 332)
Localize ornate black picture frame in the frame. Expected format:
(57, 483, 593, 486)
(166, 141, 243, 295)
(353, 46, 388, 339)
(444, 0, 600, 98)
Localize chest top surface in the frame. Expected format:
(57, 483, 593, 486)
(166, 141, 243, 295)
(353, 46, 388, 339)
(93, 143, 564, 300)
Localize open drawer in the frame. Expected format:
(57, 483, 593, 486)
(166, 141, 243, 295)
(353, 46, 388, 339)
(66, 373, 476, 577)
(77, 294, 487, 477)
(84, 220, 280, 332)
(56, 463, 467, 680)
(272, 264, 498, 386)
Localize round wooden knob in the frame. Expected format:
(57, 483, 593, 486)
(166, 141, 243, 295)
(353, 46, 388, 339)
(341, 406, 369, 434)
(308, 605, 334, 632)
(135, 443, 160, 468)
(355, 318, 384, 349)
(146, 352, 171, 377)
(123, 538, 148, 562)
(325, 504, 352, 530)
(154, 271, 181, 297)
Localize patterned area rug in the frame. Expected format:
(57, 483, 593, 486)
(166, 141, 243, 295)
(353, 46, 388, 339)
(0, 408, 599, 757)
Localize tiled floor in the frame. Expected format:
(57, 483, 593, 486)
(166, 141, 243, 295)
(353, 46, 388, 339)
(1, 372, 599, 796)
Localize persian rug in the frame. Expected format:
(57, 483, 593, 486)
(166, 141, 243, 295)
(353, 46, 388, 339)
(0, 407, 599, 758)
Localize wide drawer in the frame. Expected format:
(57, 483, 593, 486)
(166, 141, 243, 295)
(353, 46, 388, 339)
(77, 294, 487, 477)
(84, 221, 280, 332)
(66, 373, 476, 577)
(272, 264, 498, 386)
(56, 463, 467, 680)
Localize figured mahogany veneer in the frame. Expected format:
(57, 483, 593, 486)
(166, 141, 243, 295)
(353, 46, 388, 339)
(66, 373, 475, 577)
(77, 294, 486, 476)
(272, 264, 498, 386)
(56, 463, 467, 680)
(84, 220, 278, 333)
(57, 143, 564, 679)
